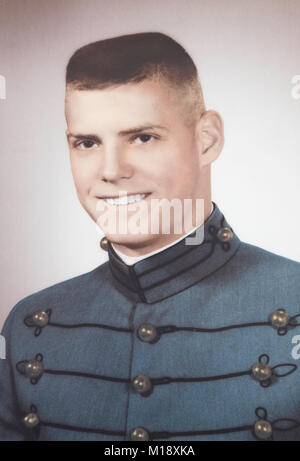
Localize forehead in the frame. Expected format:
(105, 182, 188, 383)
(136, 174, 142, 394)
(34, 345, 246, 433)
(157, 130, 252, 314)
(65, 79, 181, 131)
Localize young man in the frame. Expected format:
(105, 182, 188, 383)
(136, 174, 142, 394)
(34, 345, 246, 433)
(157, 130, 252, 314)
(0, 32, 299, 441)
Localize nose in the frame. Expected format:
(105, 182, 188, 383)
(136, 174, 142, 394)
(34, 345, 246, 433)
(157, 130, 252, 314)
(100, 143, 133, 183)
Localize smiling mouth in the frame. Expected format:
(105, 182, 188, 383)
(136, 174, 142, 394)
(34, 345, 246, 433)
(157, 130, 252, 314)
(100, 193, 151, 206)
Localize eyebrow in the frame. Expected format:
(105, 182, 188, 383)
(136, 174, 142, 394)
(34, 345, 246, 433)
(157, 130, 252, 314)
(67, 124, 169, 141)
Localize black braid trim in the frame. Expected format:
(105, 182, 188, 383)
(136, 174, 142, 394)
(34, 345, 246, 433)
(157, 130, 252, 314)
(44, 369, 131, 384)
(40, 420, 125, 437)
(27, 406, 300, 440)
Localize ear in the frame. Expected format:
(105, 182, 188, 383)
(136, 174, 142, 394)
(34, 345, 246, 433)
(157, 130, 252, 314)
(195, 110, 224, 166)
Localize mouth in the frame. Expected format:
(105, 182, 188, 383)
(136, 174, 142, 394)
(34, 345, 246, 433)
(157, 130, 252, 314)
(99, 193, 151, 206)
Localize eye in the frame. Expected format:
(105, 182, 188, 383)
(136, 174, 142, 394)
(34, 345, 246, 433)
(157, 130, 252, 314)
(131, 134, 156, 144)
(75, 140, 98, 150)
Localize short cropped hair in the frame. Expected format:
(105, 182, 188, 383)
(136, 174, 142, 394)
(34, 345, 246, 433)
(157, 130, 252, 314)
(66, 32, 205, 124)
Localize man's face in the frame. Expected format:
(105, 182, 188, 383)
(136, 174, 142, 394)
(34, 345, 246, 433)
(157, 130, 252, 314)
(65, 79, 207, 252)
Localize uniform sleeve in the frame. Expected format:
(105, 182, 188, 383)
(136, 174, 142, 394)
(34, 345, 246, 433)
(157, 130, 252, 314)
(0, 306, 27, 440)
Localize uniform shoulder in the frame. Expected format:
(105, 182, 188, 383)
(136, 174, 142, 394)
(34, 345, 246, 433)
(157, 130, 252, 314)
(2, 261, 110, 332)
(238, 241, 300, 267)
(235, 240, 300, 281)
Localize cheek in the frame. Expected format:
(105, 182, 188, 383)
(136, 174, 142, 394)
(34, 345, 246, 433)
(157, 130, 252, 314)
(70, 155, 96, 194)
(70, 165, 85, 196)
(154, 151, 199, 195)
(142, 146, 179, 187)
(149, 163, 174, 191)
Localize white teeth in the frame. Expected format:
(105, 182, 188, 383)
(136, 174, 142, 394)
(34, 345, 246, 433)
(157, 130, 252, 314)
(103, 194, 147, 205)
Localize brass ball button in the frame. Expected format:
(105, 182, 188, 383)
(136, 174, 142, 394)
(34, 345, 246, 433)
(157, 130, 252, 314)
(254, 420, 272, 440)
(100, 237, 109, 251)
(251, 362, 272, 382)
(24, 360, 44, 379)
(217, 227, 234, 242)
(132, 374, 153, 396)
(137, 323, 158, 343)
(130, 427, 150, 441)
(32, 311, 49, 327)
(23, 413, 39, 428)
(269, 309, 289, 328)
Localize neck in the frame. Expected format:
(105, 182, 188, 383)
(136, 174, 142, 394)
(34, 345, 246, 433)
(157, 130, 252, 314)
(111, 200, 213, 258)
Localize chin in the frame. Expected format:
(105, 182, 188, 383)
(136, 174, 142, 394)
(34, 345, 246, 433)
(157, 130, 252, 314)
(105, 231, 159, 249)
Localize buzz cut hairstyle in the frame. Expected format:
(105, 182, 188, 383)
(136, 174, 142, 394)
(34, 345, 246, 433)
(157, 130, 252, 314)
(66, 32, 206, 125)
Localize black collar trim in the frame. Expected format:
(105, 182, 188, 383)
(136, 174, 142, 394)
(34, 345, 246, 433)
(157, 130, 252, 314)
(107, 202, 241, 304)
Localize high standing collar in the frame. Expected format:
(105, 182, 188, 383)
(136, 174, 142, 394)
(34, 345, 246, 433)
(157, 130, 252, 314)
(107, 202, 241, 304)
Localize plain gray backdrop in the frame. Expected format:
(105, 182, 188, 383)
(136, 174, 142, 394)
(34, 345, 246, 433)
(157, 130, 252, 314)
(0, 0, 299, 328)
